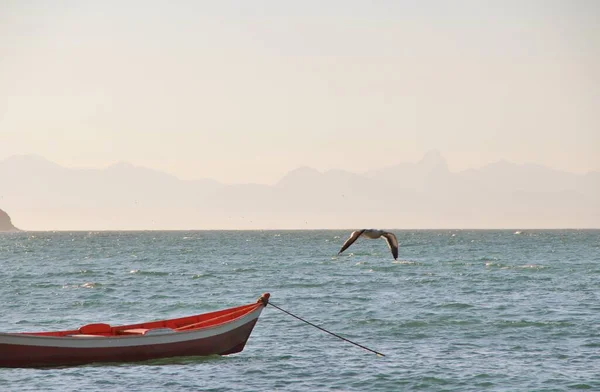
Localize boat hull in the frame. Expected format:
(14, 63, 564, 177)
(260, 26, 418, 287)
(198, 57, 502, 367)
(0, 294, 267, 368)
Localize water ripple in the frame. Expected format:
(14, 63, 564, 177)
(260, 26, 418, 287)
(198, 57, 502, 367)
(0, 229, 598, 391)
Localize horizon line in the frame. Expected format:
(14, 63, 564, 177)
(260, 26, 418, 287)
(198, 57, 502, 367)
(3, 227, 599, 233)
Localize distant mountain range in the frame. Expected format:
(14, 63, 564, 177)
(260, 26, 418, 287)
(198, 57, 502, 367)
(1, 152, 598, 230)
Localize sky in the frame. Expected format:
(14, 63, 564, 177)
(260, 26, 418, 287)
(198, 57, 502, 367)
(1, 0, 599, 185)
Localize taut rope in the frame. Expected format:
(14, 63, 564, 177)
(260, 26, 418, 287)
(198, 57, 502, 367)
(268, 301, 385, 357)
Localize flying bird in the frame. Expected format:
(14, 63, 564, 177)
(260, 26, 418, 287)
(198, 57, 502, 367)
(337, 229, 399, 260)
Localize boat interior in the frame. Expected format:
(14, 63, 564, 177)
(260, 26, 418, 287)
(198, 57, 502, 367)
(19, 302, 261, 338)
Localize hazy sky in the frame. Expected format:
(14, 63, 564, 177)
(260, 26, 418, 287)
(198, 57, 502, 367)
(1, 0, 598, 184)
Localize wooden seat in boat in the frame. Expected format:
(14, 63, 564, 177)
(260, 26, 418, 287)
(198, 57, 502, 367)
(118, 328, 174, 336)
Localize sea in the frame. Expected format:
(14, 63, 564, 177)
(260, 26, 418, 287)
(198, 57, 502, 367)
(0, 230, 598, 391)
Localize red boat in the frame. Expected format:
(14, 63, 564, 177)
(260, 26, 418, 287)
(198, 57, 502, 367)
(0, 293, 270, 368)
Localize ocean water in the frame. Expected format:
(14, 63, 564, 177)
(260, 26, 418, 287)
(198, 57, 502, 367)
(0, 230, 599, 391)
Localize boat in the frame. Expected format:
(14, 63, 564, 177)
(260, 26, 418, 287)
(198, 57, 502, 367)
(0, 293, 270, 368)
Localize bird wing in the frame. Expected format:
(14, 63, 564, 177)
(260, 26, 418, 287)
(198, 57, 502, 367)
(383, 232, 399, 260)
(338, 230, 365, 255)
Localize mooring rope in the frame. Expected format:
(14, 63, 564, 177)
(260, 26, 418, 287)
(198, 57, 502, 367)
(268, 301, 385, 357)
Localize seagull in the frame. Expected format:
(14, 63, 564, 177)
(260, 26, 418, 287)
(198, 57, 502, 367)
(338, 229, 399, 260)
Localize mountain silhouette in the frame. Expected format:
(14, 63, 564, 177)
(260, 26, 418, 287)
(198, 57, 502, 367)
(364, 149, 450, 191)
(0, 208, 18, 231)
(0, 153, 598, 230)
